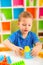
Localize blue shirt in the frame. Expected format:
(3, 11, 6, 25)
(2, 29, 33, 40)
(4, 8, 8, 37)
(8, 30, 39, 48)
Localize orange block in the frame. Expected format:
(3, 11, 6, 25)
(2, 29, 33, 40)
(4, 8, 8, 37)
(38, 52, 43, 58)
(26, 8, 37, 18)
(19, 49, 24, 57)
(0, 47, 11, 51)
(2, 22, 10, 31)
(0, 56, 10, 65)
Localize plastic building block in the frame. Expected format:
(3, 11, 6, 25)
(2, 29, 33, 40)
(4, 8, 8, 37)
(38, 52, 43, 58)
(24, 52, 33, 59)
(24, 46, 30, 52)
(11, 60, 25, 65)
(0, 62, 10, 65)
(0, 55, 4, 61)
(20, 49, 24, 57)
(0, 55, 11, 65)
(24, 46, 33, 59)
(6, 56, 12, 64)
(0, 47, 11, 51)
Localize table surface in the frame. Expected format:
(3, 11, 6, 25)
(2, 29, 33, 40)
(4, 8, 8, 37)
(0, 44, 43, 65)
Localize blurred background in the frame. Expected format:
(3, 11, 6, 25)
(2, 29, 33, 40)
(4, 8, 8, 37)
(0, 0, 43, 44)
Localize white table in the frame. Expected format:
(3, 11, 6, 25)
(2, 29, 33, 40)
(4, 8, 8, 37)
(0, 44, 43, 65)
(0, 51, 43, 65)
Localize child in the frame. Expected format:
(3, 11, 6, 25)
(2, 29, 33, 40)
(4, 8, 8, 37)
(3, 11, 42, 56)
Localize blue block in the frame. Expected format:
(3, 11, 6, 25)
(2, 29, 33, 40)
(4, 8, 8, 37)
(0, 55, 4, 61)
(24, 52, 33, 59)
(6, 56, 12, 64)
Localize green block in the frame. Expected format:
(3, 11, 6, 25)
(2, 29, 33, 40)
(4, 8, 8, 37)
(3, 34, 10, 40)
(39, 20, 43, 30)
(11, 60, 25, 65)
(1, 8, 12, 20)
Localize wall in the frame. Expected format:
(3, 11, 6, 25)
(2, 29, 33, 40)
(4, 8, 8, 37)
(0, 0, 43, 43)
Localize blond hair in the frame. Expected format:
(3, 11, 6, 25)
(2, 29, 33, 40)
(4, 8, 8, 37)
(18, 11, 33, 22)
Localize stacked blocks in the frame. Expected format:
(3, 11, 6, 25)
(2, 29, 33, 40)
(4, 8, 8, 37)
(24, 46, 33, 59)
(0, 55, 11, 65)
(11, 60, 25, 65)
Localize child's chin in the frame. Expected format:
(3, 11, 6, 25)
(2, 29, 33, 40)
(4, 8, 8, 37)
(24, 31, 28, 33)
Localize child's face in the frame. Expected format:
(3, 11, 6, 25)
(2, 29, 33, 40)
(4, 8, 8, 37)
(18, 17, 33, 34)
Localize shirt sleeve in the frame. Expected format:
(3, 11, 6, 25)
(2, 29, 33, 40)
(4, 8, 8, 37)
(8, 32, 16, 44)
(32, 33, 39, 44)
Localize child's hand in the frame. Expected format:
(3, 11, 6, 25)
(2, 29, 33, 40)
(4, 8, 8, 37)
(31, 44, 42, 56)
(14, 46, 21, 56)
(14, 47, 24, 57)
(14, 46, 24, 57)
(19, 49, 24, 57)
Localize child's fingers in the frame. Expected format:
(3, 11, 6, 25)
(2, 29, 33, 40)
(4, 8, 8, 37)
(15, 49, 20, 56)
(31, 51, 37, 56)
(14, 47, 20, 55)
(19, 49, 24, 56)
(31, 49, 37, 56)
(31, 49, 39, 56)
(14, 46, 24, 56)
(15, 50, 18, 56)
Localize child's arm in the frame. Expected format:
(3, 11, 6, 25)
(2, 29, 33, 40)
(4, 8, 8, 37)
(2, 39, 21, 55)
(31, 42, 42, 56)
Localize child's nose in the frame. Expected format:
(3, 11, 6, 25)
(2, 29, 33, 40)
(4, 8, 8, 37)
(25, 25, 28, 29)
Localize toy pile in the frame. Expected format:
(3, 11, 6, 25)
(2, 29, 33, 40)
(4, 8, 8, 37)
(0, 55, 11, 65)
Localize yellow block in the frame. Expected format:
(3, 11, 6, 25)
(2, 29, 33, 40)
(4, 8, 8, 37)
(24, 46, 30, 52)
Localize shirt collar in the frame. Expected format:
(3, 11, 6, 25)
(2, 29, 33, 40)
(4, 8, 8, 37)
(18, 30, 31, 39)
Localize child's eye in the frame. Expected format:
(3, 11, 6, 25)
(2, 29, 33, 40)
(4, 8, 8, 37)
(28, 25, 31, 26)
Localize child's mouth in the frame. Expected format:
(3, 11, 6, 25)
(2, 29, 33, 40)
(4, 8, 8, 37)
(24, 30, 28, 32)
